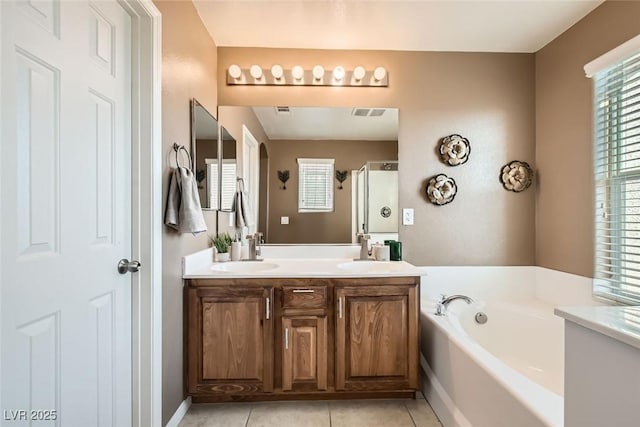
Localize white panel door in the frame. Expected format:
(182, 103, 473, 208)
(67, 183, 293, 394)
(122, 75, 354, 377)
(1, 1, 132, 426)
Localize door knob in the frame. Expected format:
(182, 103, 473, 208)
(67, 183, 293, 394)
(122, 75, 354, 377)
(117, 259, 141, 274)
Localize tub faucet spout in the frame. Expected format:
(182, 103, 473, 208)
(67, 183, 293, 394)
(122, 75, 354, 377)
(435, 294, 474, 316)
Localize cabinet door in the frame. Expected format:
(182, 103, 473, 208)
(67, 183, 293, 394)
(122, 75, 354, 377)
(186, 286, 274, 395)
(335, 284, 418, 391)
(282, 316, 328, 391)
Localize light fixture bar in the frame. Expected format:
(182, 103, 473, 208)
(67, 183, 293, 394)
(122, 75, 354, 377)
(226, 66, 388, 87)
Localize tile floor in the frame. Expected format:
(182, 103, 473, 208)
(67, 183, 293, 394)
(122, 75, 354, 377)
(178, 393, 442, 427)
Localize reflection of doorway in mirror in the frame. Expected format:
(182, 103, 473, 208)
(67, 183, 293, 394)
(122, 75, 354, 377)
(242, 125, 259, 235)
(258, 144, 269, 242)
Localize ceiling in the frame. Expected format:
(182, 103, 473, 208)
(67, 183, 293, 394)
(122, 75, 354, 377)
(252, 107, 399, 141)
(193, 0, 603, 53)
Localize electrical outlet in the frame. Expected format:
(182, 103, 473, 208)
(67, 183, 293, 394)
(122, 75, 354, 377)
(402, 208, 414, 225)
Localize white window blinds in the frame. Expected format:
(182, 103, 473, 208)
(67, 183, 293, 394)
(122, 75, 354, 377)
(206, 159, 237, 211)
(593, 50, 640, 304)
(298, 158, 334, 213)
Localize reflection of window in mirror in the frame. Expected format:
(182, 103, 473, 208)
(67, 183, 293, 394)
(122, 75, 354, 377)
(298, 158, 335, 213)
(205, 158, 219, 209)
(205, 159, 237, 210)
(221, 159, 236, 211)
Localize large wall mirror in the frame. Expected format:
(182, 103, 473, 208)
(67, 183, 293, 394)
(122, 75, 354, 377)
(220, 106, 399, 244)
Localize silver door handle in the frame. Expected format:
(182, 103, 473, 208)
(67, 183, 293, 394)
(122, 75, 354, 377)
(284, 327, 289, 350)
(118, 259, 141, 274)
(266, 297, 270, 319)
(292, 289, 314, 293)
(338, 297, 343, 319)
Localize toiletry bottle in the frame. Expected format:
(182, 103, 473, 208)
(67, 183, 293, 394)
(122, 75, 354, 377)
(230, 240, 241, 261)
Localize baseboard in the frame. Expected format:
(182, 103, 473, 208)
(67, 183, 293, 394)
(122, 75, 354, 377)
(420, 354, 471, 427)
(165, 396, 192, 427)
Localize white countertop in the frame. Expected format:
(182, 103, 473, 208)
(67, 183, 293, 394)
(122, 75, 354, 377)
(555, 306, 640, 351)
(182, 248, 421, 279)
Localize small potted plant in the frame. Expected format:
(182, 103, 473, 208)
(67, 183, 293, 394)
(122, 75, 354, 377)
(209, 232, 232, 262)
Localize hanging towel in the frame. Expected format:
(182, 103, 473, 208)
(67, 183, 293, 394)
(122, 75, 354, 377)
(164, 166, 207, 235)
(232, 179, 254, 229)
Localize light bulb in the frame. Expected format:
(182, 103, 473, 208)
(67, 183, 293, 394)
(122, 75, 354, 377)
(292, 65, 304, 80)
(353, 66, 366, 81)
(312, 65, 325, 80)
(373, 66, 387, 81)
(250, 65, 263, 79)
(271, 64, 284, 80)
(228, 64, 242, 79)
(333, 66, 345, 81)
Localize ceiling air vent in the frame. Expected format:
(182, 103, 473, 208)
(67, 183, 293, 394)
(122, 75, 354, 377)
(275, 106, 291, 115)
(352, 108, 386, 117)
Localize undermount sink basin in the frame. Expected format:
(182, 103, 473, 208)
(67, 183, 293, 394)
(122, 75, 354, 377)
(210, 261, 279, 273)
(337, 261, 404, 273)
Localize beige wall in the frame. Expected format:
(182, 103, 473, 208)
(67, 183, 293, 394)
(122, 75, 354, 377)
(265, 139, 397, 243)
(535, 1, 640, 277)
(153, 0, 218, 423)
(218, 48, 536, 265)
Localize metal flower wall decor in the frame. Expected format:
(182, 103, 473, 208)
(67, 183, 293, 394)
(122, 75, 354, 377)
(426, 174, 457, 206)
(277, 170, 290, 190)
(500, 161, 533, 192)
(439, 134, 470, 166)
(335, 170, 348, 189)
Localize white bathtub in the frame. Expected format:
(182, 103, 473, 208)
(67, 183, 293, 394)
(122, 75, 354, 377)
(419, 266, 603, 427)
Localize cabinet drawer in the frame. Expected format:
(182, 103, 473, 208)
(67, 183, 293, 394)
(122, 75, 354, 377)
(282, 286, 327, 308)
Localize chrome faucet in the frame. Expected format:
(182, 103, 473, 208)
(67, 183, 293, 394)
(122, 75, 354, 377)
(435, 294, 474, 316)
(356, 233, 371, 260)
(246, 232, 264, 261)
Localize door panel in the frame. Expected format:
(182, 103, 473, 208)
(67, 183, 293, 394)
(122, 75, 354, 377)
(282, 316, 327, 391)
(202, 300, 263, 380)
(335, 284, 418, 391)
(187, 286, 274, 394)
(349, 298, 407, 377)
(1, 1, 132, 425)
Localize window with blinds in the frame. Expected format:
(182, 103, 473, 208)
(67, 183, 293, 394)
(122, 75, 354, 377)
(206, 159, 237, 211)
(593, 50, 640, 304)
(297, 158, 334, 213)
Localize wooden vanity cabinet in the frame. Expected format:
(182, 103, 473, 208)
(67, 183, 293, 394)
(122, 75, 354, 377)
(185, 276, 419, 402)
(335, 280, 419, 391)
(185, 284, 274, 395)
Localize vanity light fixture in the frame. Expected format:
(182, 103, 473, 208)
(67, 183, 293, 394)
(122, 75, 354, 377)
(373, 66, 387, 82)
(250, 65, 263, 80)
(271, 64, 284, 80)
(333, 66, 345, 82)
(226, 65, 388, 87)
(353, 66, 366, 81)
(228, 64, 242, 79)
(291, 65, 305, 81)
(312, 65, 325, 80)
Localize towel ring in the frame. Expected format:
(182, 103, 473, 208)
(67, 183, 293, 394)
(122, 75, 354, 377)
(172, 143, 192, 169)
(236, 177, 245, 192)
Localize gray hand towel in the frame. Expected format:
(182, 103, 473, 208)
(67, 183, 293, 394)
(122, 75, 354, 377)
(164, 166, 208, 235)
(233, 188, 254, 229)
